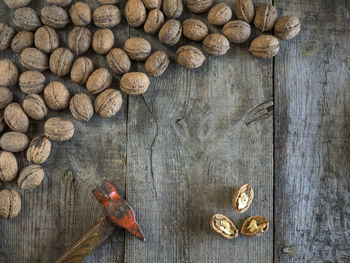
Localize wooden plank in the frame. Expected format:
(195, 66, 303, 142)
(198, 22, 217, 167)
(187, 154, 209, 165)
(125, 0, 273, 261)
(274, 0, 350, 262)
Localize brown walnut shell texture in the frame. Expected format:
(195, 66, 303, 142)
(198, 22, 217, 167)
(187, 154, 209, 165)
(86, 68, 112, 95)
(274, 15, 301, 40)
(19, 70, 46, 94)
(34, 26, 60, 54)
(18, 165, 45, 190)
(94, 89, 123, 118)
(0, 132, 29, 152)
(0, 189, 21, 219)
(176, 45, 205, 69)
(0, 59, 18, 87)
(97, 0, 120, 4)
(158, 19, 182, 46)
(4, 103, 29, 133)
(120, 72, 150, 95)
(249, 35, 279, 59)
(11, 31, 34, 54)
(14, 7, 41, 31)
(69, 93, 94, 122)
(69, 2, 92, 26)
(70, 57, 94, 85)
(20, 47, 49, 72)
(187, 0, 213, 14)
(210, 214, 238, 239)
(125, 0, 147, 28)
(163, 0, 183, 19)
(144, 9, 164, 34)
(124, 38, 151, 61)
(183, 19, 208, 41)
(41, 5, 70, 29)
(106, 48, 131, 75)
(50, 48, 74, 76)
(202, 33, 230, 56)
(208, 2, 232, 26)
(142, 0, 161, 9)
(23, 94, 48, 120)
(234, 0, 254, 24)
(0, 23, 15, 51)
(254, 3, 277, 32)
(0, 87, 13, 110)
(0, 114, 5, 133)
(4, 0, 31, 9)
(241, 216, 269, 237)
(44, 81, 70, 110)
(46, 0, 72, 7)
(44, 117, 75, 142)
(222, 20, 251, 44)
(232, 184, 254, 213)
(145, 50, 169, 77)
(0, 151, 18, 182)
(92, 28, 114, 54)
(26, 136, 51, 164)
(68, 27, 92, 55)
(93, 5, 122, 28)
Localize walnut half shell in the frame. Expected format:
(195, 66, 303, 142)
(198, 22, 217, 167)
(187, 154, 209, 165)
(241, 215, 269, 237)
(232, 184, 254, 213)
(210, 214, 238, 239)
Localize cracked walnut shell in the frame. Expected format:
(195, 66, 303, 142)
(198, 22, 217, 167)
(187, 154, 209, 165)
(249, 35, 279, 59)
(210, 214, 238, 239)
(26, 136, 51, 164)
(241, 216, 269, 237)
(18, 165, 45, 190)
(232, 184, 254, 213)
(0, 189, 21, 219)
(44, 117, 75, 142)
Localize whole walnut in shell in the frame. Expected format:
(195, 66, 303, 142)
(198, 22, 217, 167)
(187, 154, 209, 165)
(69, 93, 94, 122)
(125, 0, 147, 28)
(0, 151, 18, 182)
(93, 5, 122, 28)
(0, 87, 13, 110)
(183, 19, 208, 41)
(202, 33, 230, 56)
(4, 103, 29, 133)
(41, 5, 70, 29)
(11, 31, 34, 54)
(106, 48, 131, 75)
(145, 51, 169, 77)
(222, 20, 251, 44)
(86, 68, 112, 95)
(14, 7, 41, 31)
(49, 48, 74, 76)
(68, 27, 91, 55)
(69, 2, 92, 26)
(142, 0, 161, 9)
(163, 0, 183, 19)
(44, 117, 75, 142)
(46, 0, 72, 7)
(208, 2, 232, 26)
(0, 189, 21, 219)
(0, 59, 18, 87)
(0, 23, 15, 51)
(19, 70, 46, 94)
(20, 47, 49, 72)
(44, 81, 70, 110)
(4, 0, 31, 9)
(176, 45, 206, 69)
(124, 38, 151, 61)
(274, 15, 301, 40)
(23, 94, 48, 120)
(0, 132, 29, 152)
(26, 136, 51, 164)
(34, 26, 59, 54)
(70, 57, 94, 85)
(92, 28, 114, 55)
(144, 9, 164, 34)
(18, 165, 45, 190)
(234, 0, 254, 24)
(187, 0, 213, 14)
(120, 72, 150, 95)
(94, 89, 123, 118)
(254, 3, 277, 32)
(158, 19, 182, 46)
(249, 35, 280, 59)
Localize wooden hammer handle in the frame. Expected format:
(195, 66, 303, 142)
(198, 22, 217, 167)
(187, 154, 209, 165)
(53, 216, 116, 263)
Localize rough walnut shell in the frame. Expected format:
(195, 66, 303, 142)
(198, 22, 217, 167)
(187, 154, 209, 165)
(92, 28, 114, 54)
(158, 19, 182, 46)
(49, 47, 74, 76)
(176, 45, 206, 69)
(187, 0, 213, 14)
(97, 0, 121, 4)
(23, 94, 48, 120)
(234, 0, 254, 24)
(44, 117, 75, 142)
(145, 50, 169, 77)
(0, 151, 18, 182)
(20, 47, 49, 72)
(0, 132, 29, 152)
(208, 2, 232, 26)
(19, 70, 46, 94)
(210, 214, 238, 239)
(41, 5, 70, 29)
(222, 20, 251, 44)
(68, 27, 91, 55)
(274, 15, 301, 40)
(14, 7, 41, 31)
(254, 3, 277, 32)
(0, 114, 5, 133)
(4, 103, 29, 133)
(0, 189, 21, 219)
(34, 26, 60, 54)
(70, 57, 94, 85)
(4, 0, 31, 9)
(144, 9, 164, 34)
(232, 184, 254, 213)
(94, 89, 123, 118)
(46, 0, 72, 7)
(106, 48, 131, 75)
(0, 87, 13, 110)
(18, 165, 45, 190)
(26, 136, 51, 164)
(183, 19, 208, 41)
(249, 35, 279, 59)
(69, 93, 94, 122)
(241, 216, 269, 237)
(11, 31, 34, 54)
(125, 0, 147, 28)
(44, 81, 70, 110)
(142, 0, 161, 9)
(163, 0, 183, 19)
(0, 59, 19, 87)
(86, 68, 112, 95)
(120, 72, 150, 95)
(202, 33, 230, 56)
(69, 2, 92, 26)
(124, 38, 151, 61)
(93, 5, 122, 28)
(0, 23, 15, 51)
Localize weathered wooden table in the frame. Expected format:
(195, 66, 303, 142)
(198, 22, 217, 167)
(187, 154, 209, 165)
(1, 0, 349, 262)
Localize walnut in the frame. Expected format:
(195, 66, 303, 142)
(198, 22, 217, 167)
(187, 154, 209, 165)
(210, 214, 238, 239)
(41, 5, 70, 29)
(0, 59, 19, 87)
(207, 2, 232, 26)
(120, 72, 150, 95)
(19, 70, 46, 94)
(163, 0, 183, 19)
(93, 5, 122, 28)
(26, 136, 51, 164)
(186, 0, 213, 14)
(11, 31, 34, 53)
(234, 0, 254, 24)
(0, 151, 18, 182)
(124, 38, 151, 61)
(142, 0, 161, 9)
(0, 132, 29, 152)
(125, 0, 147, 28)
(158, 19, 182, 46)
(20, 47, 49, 72)
(176, 45, 206, 69)
(68, 27, 92, 55)
(249, 35, 280, 59)
(0, 87, 13, 110)
(106, 48, 131, 75)
(70, 57, 94, 85)
(144, 9, 164, 34)
(23, 94, 48, 120)
(0, 23, 15, 51)
(44, 81, 70, 110)
(0, 189, 21, 219)
(97, 0, 120, 4)
(222, 20, 251, 44)
(274, 15, 301, 40)
(49, 48, 74, 76)
(34, 26, 59, 54)
(202, 33, 230, 56)
(94, 89, 123, 118)
(44, 117, 75, 142)
(4, 0, 31, 9)
(46, 0, 72, 7)
(183, 19, 208, 41)
(69, 93, 94, 122)
(241, 216, 269, 237)
(18, 164, 45, 190)
(4, 103, 29, 133)
(92, 28, 114, 54)
(69, 2, 91, 26)
(145, 50, 169, 77)
(232, 184, 254, 213)
(254, 3, 277, 32)
(86, 68, 112, 95)
(13, 7, 41, 31)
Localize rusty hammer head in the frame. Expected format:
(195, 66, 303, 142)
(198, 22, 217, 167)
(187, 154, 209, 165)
(93, 180, 146, 241)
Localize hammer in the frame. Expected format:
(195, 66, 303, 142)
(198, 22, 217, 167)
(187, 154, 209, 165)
(53, 180, 145, 263)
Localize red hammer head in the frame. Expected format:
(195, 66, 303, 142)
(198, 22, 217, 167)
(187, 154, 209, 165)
(93, 180, 146, 241)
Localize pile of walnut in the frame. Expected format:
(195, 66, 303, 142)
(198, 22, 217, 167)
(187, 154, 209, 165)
(210, 184, 269, 239)
(0, 0, 300, 220)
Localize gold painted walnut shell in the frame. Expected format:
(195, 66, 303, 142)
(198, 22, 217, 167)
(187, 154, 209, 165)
(0, 189, 21, 219)
(210, 214, 238, 239)
(232, 184, 254, 213)
(241, 216, 269, 237)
